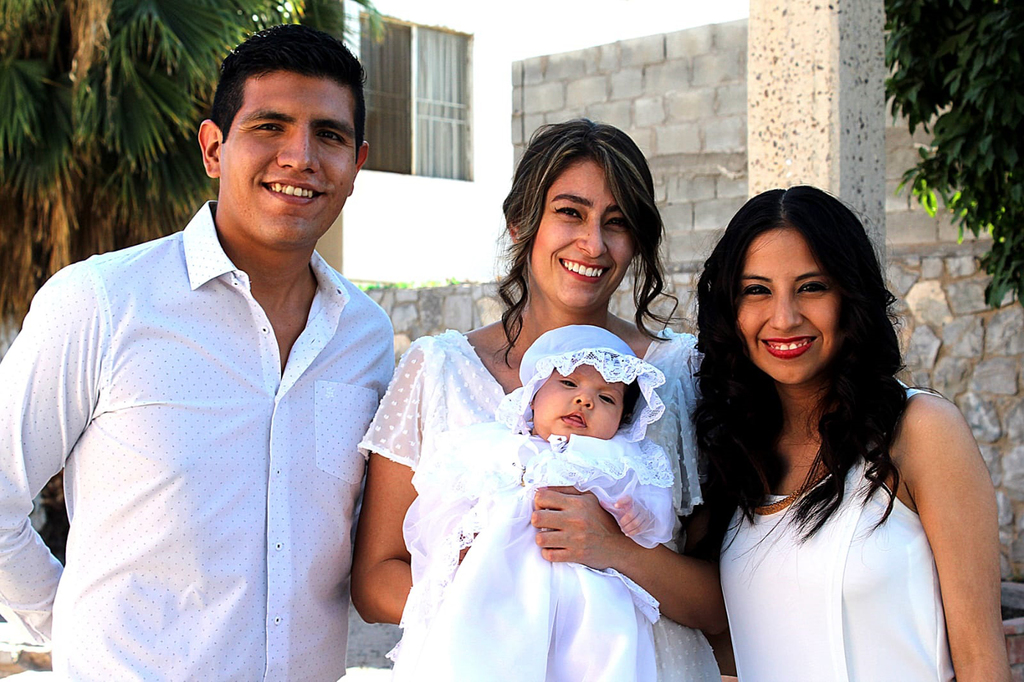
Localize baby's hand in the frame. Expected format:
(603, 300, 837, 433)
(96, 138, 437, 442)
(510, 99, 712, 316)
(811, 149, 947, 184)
(614, 496, 651, 537)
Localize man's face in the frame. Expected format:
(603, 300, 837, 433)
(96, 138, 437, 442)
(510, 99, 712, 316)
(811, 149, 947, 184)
(198, 71, 368, 255)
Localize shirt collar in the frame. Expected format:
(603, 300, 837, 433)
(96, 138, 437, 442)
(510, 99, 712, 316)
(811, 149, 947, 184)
(182, 201, 352, 310)
(182, 202, 238, 291)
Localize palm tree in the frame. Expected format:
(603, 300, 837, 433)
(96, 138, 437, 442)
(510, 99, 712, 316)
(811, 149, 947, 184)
(0, 0, 378, 325)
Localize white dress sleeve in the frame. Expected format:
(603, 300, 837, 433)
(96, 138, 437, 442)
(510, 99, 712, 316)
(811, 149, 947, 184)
(358, 338, 432, 469)
(644, 331, 704, 519)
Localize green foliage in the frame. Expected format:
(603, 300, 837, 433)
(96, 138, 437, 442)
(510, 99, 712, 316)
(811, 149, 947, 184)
(886, 0, 1024, 307)
(0, 0, 378, 321)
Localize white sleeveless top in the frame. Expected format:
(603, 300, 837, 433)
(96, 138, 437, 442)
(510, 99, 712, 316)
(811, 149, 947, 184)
(720, 408, 954, 681)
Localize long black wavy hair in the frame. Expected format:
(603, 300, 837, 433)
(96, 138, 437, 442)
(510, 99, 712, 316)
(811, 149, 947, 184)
(498, 119, 674, 360)
(694, 186, 907, 550)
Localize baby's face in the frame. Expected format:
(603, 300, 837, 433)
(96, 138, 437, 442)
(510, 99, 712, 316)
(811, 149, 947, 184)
(531, 364, 625, 441)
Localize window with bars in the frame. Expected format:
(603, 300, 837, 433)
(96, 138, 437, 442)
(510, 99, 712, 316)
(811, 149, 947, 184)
(360, 17, 471, 181)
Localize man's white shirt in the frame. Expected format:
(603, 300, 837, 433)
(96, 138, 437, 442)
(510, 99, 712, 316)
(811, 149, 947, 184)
(0, 204, 394, 680)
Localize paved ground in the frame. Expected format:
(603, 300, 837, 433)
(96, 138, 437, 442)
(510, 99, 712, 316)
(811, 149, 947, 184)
(345, 605, 400, 675)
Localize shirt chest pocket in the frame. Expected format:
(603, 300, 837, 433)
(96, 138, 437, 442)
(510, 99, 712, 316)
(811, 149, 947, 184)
(314, 380, 380, 484)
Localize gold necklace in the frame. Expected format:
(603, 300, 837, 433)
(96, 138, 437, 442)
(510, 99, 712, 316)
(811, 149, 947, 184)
(754, 466, 830, 516)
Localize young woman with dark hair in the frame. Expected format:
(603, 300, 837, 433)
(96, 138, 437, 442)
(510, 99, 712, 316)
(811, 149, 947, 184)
(696, 185, 1008, 680)
(352, 119, 723, 680)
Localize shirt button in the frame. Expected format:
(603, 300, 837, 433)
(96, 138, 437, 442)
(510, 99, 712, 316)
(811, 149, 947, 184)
(261, 327, 269, 334)
(275, 469, 282, 475)
(274, 616, 282, 625)
(275, 542, 283, 550)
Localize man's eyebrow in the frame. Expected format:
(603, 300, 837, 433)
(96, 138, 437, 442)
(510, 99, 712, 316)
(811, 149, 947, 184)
(239, 111, 356, 139)
(240, 110, 294, 124)
(312, 117, 356, 139)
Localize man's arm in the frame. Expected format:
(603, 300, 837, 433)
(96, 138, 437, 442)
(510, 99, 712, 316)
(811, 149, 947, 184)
(0, 263, 106, 644)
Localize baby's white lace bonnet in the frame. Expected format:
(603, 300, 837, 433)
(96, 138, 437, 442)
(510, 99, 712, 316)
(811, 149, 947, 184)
(495, 325, 666, 442)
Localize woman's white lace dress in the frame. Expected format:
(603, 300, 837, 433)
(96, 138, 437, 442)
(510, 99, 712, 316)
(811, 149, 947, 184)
(359, 329, 720, 681)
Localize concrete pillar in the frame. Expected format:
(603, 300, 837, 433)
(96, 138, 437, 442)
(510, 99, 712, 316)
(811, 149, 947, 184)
(748, 0, 886, 246)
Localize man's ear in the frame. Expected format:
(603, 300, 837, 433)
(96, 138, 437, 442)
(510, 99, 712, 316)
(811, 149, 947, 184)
(198, 119, 224, 179)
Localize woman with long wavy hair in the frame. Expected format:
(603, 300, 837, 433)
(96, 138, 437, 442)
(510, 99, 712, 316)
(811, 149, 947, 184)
(352, 119, 723, 680)
(695, 185, 1008, 680)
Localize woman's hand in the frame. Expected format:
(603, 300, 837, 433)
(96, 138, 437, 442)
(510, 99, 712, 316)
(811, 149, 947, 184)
(532, 485, 728, 634)
(531, 486, 633, 570)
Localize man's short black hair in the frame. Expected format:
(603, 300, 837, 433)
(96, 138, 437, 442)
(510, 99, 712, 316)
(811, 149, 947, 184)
(211, 24, 366, 154)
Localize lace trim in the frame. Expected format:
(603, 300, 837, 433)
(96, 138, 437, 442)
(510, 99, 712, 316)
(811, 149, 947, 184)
(496, 348, 666, 443)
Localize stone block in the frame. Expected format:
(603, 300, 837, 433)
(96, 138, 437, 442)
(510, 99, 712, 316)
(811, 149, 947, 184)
(942, 317, 984, 358)
(981, 444, 1002, 487)
(393, 333, 412, 359)
(692, 51, 742, 87)
(694, 197, 746, 232)
(713, 20, 748, 52)
(475, 296, 502, 327)
(905, 324, 941, 371)
(946, 255, 978, 277)
(1005, 446, 1024, 501)
(704, 116, 745, 153)
(522, 57, 545, 85)
(566, 76, 608, 109)
(655, 122, 701, 155)
(442, 294, 473, 332)
(1007, 399, 1024, 443)
(394, 288, 419, 303)
(887, 210, 938, 245)
(931, 356, 972, 398)
(545, 52, 586, 82)
(389, 303, 418, 334)
(620, 34, 665, 67)
(418, 289, 444, 334)
(972, 358, 1019, 396)
(523, 82, 565, 114)
(666, 88, 716, 121)
(668, 176, 716, 203)
(627, 127, 654, 156)
(545, 109, 584, 125)
(644, 60, 691, 95)
(634, 95, 665, 128)
(611, 67, 644, 101)
(668, 229, 721, 265)
(660, 202, 694, 232)
(716, 83, 746, 116)
(987, 307, 1024, 355)
(523, 113, 546, 140)
(716, 176, 748, 199)
(585, 100, 631, 128)
(921, 257, 943, 279)
(666, 24, 712, 59)
(904, 280, 953, 326)
(885, 178, 911, 212)
(598, 43, 620, 73)
(511, 61, 524, 87)
(998, 491, 1014, 528)
(946, 279, 990, 315)
(937, 210, 965, 243)
(886, 261, 919, 297)
(957, 392, 1002, 443)
(511, 114, 524, 145)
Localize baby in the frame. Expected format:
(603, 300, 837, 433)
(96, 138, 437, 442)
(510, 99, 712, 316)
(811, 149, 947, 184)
(390, 325, 675, 682)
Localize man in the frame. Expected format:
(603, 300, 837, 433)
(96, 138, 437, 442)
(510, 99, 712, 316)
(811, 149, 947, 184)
(0, 24, 393, 680)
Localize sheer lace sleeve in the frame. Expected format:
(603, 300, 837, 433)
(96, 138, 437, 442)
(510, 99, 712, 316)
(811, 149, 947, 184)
(644, 331, 704, 518)
(359, 340, 432, 469)
(359, 331, 505, 471)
